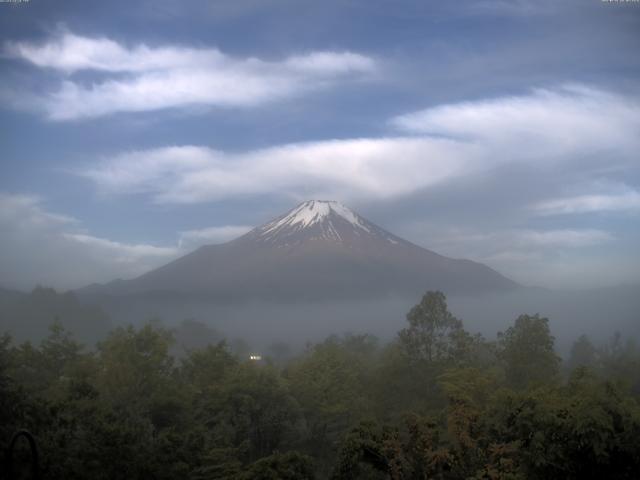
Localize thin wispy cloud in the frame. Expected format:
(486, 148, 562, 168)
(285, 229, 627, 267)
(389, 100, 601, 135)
(0, 192, 249, 289)
(534, 189, 640, 216)
(62, 233, 180, 264)
(404, 225, 613, 256)
(469, 0, 557, 16)
(4, 31, 376, 120)
(515, 229, 614, 249)
(0, 193, 76, 228)
(397, 222, 617, 288)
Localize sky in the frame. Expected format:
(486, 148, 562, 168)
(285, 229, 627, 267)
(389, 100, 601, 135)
(0, 0, 639, 291)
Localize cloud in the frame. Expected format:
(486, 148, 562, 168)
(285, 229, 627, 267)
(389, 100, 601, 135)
(0, 192, 248, 290)
(534, 188, 640, 216)
(62, 233, 180, 264)
(5, 32, 215, 73)
(484, 251, 640, 290)
(80, 146, 216, 196)
(396, 221, 618, 288)
(80, 138, 474, 203)
(4, 31, 376, 120)
(0, 193, 76, 229)
(178, 225, 252, 248)
(391, 85, 640, 159)
(407, 225, 613, 256)
(78, 85, 640, 205)
(468, 0, 557, 16)
(517, 229, 614, 248)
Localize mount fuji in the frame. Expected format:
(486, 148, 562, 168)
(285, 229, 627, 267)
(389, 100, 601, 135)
(79, 200, 518, 302)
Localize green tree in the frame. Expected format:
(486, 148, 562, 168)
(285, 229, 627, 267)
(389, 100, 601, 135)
(497, 314, 560, 390)
(488, 371, 640, 479)
(96, 324, 175, 408)
(221, 363, 302, 461)
(333, 415, 454, 480)
(237, 451, 315, 480)
(180, 341, 237, 395)
(438, 367, 519, 479)
(7, 322, 91, 400)
(0, 333, 35, 454)
(332, 420, 403, 479)
(287, 336, 374, 471)
(398, 291, 468, 365)
(381, 292, 485, 418)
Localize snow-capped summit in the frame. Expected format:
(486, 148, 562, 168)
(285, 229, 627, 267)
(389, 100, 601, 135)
(263, 200, 370, 232)
(249, 200, 400, 246)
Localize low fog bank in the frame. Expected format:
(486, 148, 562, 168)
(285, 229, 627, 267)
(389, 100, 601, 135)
(83, 285, 640, 356)
(2, 285, 638, 355)
(92, 296, 412, 351)
(448, 286, 640, 354)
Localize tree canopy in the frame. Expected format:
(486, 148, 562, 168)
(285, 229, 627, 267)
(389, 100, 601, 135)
(2, 291, 639, 479)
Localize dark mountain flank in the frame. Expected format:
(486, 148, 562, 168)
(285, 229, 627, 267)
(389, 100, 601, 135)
(79, 200, 518, 302)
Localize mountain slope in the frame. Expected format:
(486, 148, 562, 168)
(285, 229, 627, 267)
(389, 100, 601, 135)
(81, 200, 518, 301)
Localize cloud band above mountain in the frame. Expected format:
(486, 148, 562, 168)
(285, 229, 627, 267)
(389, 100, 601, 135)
(77, 85, 640, 205)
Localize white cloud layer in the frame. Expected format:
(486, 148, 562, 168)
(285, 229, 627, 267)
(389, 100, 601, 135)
(80, 139, 473, 203)
(391, 85, 640, 158)
(4, 31, 376, 120)
(79, 85, 640, 204)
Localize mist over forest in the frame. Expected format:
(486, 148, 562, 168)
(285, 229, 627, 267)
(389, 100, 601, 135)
(2, 289, 640, 479)
(2, 283, 639, 357)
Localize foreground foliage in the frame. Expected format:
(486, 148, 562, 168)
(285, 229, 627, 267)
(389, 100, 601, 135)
(1, 292, 639, 479)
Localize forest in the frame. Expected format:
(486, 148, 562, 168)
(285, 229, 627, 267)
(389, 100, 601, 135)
(1, 291, 639, 479)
